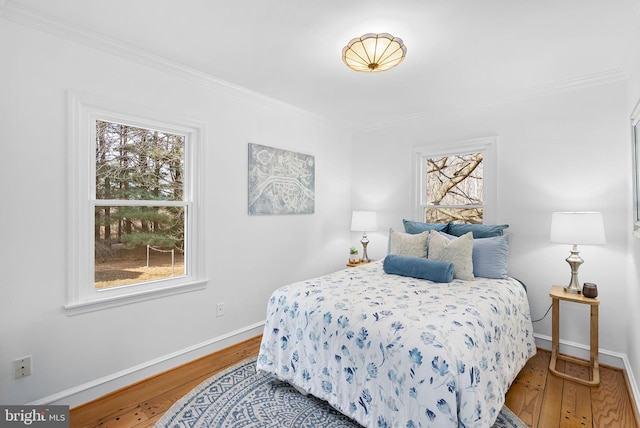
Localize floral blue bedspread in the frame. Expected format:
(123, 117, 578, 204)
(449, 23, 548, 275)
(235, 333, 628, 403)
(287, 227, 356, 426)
(257, 261, 536, 428)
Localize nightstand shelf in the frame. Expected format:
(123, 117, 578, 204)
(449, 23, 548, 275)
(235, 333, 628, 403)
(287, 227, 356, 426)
(346, 260, 374, 267)
(549, 285, 600, 386)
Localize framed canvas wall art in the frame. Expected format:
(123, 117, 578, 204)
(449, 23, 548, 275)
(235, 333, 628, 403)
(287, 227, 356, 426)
(248, 143, 315, 215)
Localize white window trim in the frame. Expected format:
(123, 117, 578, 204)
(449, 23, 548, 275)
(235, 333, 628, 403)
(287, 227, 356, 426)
(412, 136, 498, 224)
(631, 100, 640, 238)
(66, 91, 207, 315)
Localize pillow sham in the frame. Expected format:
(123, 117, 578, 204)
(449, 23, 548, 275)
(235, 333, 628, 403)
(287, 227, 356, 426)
(427, 230, 474, 280)
(471, 234, 510, 279)
(383, 254, 454, 283)
(447, 223, 509, 238)
(439, 232, 510, 279)
(388, 229, 428, 258)
(402, 219, 449, 235)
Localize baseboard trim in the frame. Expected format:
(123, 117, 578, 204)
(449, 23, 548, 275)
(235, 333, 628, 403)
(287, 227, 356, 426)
(34, 327, 640, 417)
(534, 333, 624, 368)
(534, 333, 640, 418)
(31, 321, 265, 407)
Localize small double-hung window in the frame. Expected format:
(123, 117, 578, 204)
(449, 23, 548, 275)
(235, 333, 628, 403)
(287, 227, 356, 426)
(67, 92, 205, 314)
(414, 137, 497, 224)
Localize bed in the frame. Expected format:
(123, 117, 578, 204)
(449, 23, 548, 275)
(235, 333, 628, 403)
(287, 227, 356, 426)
(257, 227, 536, 427)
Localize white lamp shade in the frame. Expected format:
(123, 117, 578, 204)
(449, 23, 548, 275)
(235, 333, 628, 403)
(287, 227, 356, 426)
(550, 212, 606, 245)
(351, 211, 378, 232)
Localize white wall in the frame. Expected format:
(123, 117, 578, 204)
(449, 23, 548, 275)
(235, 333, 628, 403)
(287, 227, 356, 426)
(0, 19, 352, 405)
(352, 81, 631, 361)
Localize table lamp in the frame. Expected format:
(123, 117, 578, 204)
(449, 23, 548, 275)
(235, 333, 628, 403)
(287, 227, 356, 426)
(351, 211, 378, 262)
(550, 212, 606, 294)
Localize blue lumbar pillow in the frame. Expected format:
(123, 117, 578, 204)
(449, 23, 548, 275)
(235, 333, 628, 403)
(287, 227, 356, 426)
(383, 254, 454, 283)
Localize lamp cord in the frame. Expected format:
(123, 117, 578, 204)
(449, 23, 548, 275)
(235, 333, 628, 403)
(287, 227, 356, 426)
(531, 303, 553, 323)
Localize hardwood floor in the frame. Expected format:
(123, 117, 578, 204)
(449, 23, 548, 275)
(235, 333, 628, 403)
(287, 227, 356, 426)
(70, 337, 638, 428)
(69, 336, 263, 428)
(506, 349, 639, 427)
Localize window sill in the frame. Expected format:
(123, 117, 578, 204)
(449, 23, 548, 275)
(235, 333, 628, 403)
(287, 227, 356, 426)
(64, 279, 208, 316)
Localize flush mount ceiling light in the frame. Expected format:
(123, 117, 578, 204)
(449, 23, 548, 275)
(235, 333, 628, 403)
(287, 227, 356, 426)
(342, 33, 407, 72)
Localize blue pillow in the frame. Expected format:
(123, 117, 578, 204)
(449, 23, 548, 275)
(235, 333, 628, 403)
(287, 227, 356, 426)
(403, 219, 449, 234)
(383, 254, 454, 283)
(447, 223, 509, 238)
(440, 232, 509, 278)
(472, 234, 510, 279)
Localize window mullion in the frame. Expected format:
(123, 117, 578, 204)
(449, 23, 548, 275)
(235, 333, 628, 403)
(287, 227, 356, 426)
(94, 199, 187, 207)
(68, 91, 206, 315)
(425, 205, 484, 211)
(413, 136, 496, 225)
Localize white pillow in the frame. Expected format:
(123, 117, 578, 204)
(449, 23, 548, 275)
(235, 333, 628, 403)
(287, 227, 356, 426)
(388, 229, 428, 258)
(428, 230, 474, 280)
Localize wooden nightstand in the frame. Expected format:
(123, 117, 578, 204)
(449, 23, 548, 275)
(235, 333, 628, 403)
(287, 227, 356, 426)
(346, 260, 374, 267)
(549, 285, 600, 386)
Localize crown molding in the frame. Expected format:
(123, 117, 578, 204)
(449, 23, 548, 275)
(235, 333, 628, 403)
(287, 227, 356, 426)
(0, 0, 334, 125)
(353, 68, 628, 134)
(483, 68, 627, 107)
(0, 2, 236, 96)
(1, 1, 628, 135)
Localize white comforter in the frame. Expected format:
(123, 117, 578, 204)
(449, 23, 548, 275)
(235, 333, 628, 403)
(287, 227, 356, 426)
(257, 261, 536, 427)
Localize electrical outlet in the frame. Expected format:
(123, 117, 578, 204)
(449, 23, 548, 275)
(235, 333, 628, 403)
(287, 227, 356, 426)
(14, 356, 32, 379)
(216, 302, 225, 317)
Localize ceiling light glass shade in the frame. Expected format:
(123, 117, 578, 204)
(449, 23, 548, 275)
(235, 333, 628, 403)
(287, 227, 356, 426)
(342, 33, 407, 72)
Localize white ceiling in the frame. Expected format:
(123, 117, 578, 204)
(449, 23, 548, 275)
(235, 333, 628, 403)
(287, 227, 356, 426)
(4, 0, 640, 130)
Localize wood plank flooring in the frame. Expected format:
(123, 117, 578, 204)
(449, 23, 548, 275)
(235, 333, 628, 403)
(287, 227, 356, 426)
(70, 337, 638, 427)
(505, 349, 639, 427)
(69, 336, 262, 428)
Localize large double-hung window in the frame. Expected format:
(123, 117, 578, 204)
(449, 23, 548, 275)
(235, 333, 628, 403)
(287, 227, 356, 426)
(67, 92, 205, 314)
(414, 137, 497, 224)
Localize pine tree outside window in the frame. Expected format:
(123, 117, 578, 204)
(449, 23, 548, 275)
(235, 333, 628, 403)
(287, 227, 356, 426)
(94, 120, 187, 289)
(67, 92, 206, 314)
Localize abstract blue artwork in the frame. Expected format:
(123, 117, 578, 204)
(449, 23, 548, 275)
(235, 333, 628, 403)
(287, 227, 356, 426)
(248, 143, 315, 215)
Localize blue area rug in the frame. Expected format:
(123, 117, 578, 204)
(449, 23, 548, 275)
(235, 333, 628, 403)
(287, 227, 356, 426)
(155, 358, 527, 427)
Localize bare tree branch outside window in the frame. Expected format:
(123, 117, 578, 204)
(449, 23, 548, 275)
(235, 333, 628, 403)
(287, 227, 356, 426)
(424, 152, 484, 224)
